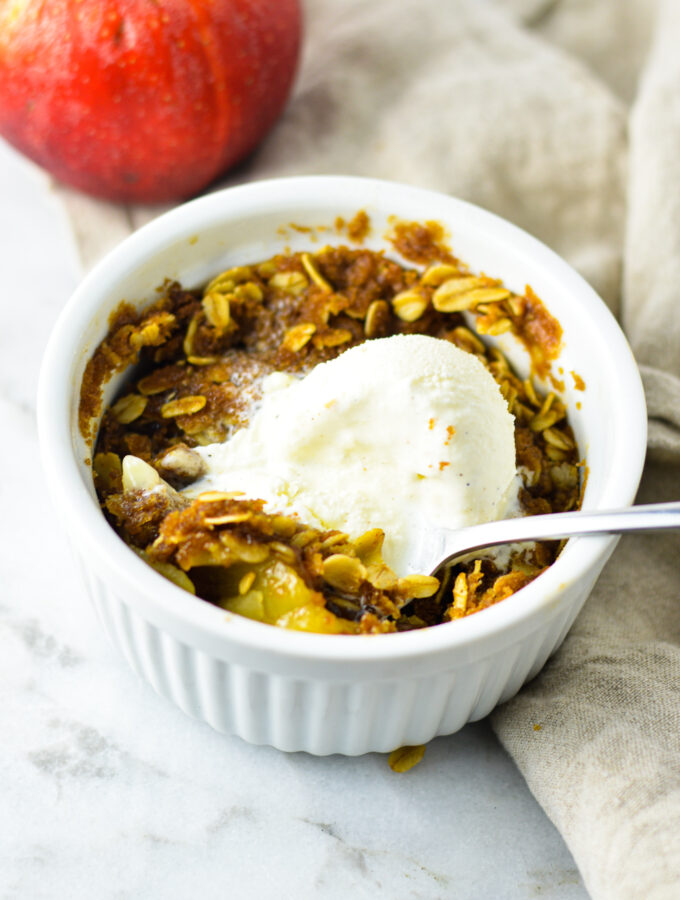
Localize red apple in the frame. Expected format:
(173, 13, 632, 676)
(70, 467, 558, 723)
(0, 0, 301, 203)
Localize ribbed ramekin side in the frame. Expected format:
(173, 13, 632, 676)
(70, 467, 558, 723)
(84, 560, 144, 681)
(541, 577, 599, 670)
(335, 681, 383, 756)
(78, 561, 592, 755)
(471, 602, 582, 719)
(193, 649, 233, 734)
(491, 579, 595, 709)
(523, 608, 573, 685)
(438, 663, 486, 736)
(83, 569, 457, 753)
(516, 577, 597, 687)
(468, 642, 525, 722)
(496, 612, 569, 706)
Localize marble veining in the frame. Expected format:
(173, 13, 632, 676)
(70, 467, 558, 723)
(0, 140, 588, 899)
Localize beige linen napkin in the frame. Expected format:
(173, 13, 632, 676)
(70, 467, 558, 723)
(53, 1, 680, 896)
(489, 4, 680, 899)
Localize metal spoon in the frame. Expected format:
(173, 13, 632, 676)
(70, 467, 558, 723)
(411, 502, 680, 576)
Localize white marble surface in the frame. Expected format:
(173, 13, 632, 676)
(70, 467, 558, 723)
(0, 139, 589, 900)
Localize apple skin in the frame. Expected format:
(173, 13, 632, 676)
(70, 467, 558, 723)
(0, 0, 301, 203)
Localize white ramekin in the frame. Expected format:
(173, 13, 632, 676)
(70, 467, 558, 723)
(37, 176, 647, 755)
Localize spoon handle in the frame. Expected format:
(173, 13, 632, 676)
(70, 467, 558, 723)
(429, 501, 680, 573)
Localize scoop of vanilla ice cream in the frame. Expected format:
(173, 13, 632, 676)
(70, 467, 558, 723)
(185, 334, 518, 574)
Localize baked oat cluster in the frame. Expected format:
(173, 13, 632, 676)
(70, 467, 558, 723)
(81, 218, 581, 634)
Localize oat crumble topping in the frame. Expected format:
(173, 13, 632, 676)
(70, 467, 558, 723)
(82, 219, 579, 634)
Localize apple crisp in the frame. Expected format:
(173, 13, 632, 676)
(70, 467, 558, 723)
(82, 220, 580, 634)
